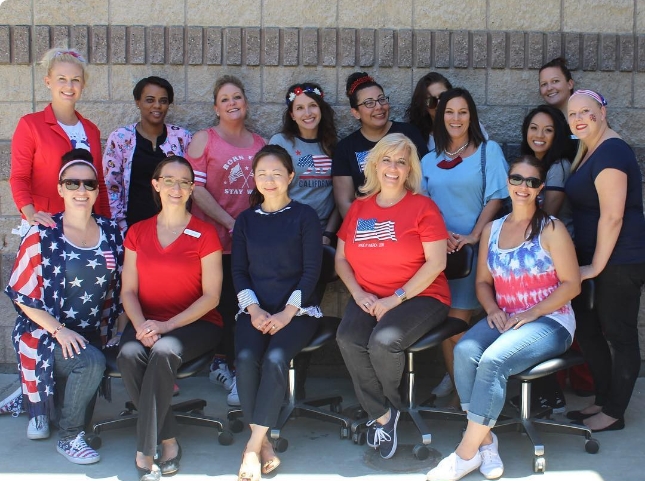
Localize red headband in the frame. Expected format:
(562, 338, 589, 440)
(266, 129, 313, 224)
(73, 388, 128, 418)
(348, 76, 374, 96)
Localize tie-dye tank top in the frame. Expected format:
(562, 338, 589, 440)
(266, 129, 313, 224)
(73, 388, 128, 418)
(487, 215, 576, 337)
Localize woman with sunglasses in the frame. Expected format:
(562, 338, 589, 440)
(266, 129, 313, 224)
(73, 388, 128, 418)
(10, 48, 110, 234)
(428, 155, 580, 481)
(564, 90, 645, 433)
(117, 156, 223, 480)
(103, 76, 192, 232)
(421, 88, 509, 404)
(332, 72, 428, 218)
(6, 149, 122, 462)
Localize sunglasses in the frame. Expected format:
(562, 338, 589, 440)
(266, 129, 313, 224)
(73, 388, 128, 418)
(158, 176, 194, 190)
(508, 174, 543, 189)
(425, 96, 440, 109)
(59, 179, 99, 191)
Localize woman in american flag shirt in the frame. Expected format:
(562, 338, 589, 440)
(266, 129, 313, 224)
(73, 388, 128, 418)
(5, 149, 122, 465)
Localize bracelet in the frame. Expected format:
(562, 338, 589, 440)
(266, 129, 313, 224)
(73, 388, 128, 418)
(52, 323, 66, 338)
(116, 331, 123, 336)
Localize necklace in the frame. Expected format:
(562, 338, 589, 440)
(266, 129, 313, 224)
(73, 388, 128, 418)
(377, 191, 406, 206)
(445, 140, 469, 157)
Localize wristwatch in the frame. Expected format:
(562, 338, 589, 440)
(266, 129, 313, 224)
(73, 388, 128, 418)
(394, 288, 407, 303)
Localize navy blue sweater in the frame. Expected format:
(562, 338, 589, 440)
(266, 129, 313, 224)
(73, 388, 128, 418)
(232, 201, 322, 314)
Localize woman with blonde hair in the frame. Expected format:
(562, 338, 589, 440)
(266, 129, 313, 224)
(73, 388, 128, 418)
(186, 75, 266, 406)
(335, 133, 451, 460)
(10, 47, 110, 233)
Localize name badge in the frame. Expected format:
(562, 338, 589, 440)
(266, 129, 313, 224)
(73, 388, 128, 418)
(184, 228, 201, 238)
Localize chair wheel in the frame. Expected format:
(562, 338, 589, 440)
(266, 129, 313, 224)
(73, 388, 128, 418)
(272, 437, 288, 453)
(229, 418, 244, 433)
(119, 409, 133, 416)
(84, 433, 102, 450)
(352, 408, 367, 420)
(585, 438, 600, 454)
(340, 427, 349, 439)
(413, 444, 430, 461)
(331, 402, 343, 414)
(533, 456, 546, 473)
(218, 430, 234, 446)
(352, 430, 366, 445)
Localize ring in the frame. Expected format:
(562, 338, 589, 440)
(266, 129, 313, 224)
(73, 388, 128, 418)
(146, 328, 152, 333)
(271, 325, 276, 330)
(364, 302, 369, 308)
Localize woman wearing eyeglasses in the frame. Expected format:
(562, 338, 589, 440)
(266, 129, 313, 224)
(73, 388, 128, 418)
(10, 48, 110, 233)
(332, 72, 428, 218)
(428, 155, 580, 481)
(117, 156, 223, 480)
(6, 149, 122, 462)
(420, 88, 509, 405)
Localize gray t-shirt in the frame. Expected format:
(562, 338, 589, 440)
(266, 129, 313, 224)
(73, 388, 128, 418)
(543, 158, 574, 238)
(269, 134, 334, 228)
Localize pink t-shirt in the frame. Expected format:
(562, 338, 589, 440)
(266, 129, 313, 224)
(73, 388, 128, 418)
(186, 128, 266, 253)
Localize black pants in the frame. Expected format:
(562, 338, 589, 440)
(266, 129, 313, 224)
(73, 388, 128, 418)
(235, 313, 320, 427)
(117, 320, 221, 456)
(574, 262, 645, 419)
(336, 297, 449, 420)
(216, 254, 237, 364)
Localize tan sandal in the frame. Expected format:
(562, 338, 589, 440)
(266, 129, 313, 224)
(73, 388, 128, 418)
(238, 450, 261, 481)
(260, 439, 281, 475)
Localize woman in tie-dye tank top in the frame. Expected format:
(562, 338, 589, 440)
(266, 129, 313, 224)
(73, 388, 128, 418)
(428, 155, 580, 481)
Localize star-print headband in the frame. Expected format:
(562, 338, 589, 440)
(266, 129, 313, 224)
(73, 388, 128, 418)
(59, 160, 98, 180)
(571, 89, 608, 107)
(286, 85, 324, 106)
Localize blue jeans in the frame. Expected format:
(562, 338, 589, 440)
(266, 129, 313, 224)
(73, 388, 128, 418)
(454, 316, 572, 427)
(53, 340, 106, 440)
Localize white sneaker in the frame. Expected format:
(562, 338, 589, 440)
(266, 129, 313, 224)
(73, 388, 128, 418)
(227, 377, 240, 406)
(431, 373, 455, 398)
(209, 361, 234, 391)
(0, 387, 24, 417)
(426, 452, 482, 481)
(479, 432, 504, 479)
(27, 415, 50, 440)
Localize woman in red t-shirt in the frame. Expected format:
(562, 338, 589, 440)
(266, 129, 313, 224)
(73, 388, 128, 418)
(335, 133, 451, 460)
(117, 156, 223, 480)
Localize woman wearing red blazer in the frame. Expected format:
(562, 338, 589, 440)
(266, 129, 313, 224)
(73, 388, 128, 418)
(10, 48, 110, 232)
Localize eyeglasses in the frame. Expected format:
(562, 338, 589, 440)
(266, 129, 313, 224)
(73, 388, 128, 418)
(158, 176, 194, 190)
(508, 174, 543, 189)
(59, 179, 99, 191)
(357, 96, 389, 109)
(425, 96, 440, 109)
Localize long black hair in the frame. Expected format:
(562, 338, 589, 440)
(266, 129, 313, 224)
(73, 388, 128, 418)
(249, 145, 295, 207)
(520, 105, 576, 180)
(405, 72, 452, 144)
(433, 88, 485, 154)
(508, 155, 553, 242)
(280, 82, 337, 158)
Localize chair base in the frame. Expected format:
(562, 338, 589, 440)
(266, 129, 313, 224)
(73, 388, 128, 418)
(92, 398, 234, 446)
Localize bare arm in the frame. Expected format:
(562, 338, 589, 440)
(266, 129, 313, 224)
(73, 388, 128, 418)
(323, 207, 342, 245)
(581, 169, 626, 280)
(475, 223, 510, 331)
(451, 199, 503, 252)
(333, 176, 356, 218)
(542, 191, 566, 217)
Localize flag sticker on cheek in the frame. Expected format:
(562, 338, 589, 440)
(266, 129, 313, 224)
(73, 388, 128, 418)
(589, 114, 597, 122)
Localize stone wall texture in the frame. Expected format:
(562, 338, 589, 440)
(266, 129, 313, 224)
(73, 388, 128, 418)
(1, 0, 645, 366)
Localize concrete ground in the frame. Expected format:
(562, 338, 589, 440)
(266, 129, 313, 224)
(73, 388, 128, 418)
(0, 370, 642, 481)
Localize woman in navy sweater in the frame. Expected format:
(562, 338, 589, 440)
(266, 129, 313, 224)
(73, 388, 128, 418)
(232, 144, 322, 481)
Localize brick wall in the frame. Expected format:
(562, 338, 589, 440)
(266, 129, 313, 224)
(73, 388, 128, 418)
(1, 0, 645, 368)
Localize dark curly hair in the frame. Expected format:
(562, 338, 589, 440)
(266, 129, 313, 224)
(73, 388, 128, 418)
(345, 72, 384, 109)
(280, 82, 337, 158)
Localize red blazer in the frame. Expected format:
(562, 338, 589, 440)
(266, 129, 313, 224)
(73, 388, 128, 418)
(10, 104, 110, 218)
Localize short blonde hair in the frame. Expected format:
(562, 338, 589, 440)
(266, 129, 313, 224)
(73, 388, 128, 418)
(39, 47, 89, 83)
(359, 133, 422, 197)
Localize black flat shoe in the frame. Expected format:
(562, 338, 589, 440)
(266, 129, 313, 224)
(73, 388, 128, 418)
(566, 410, 598, 421)
(573, 417, 625, 432)
(159, 444, 182, 476)
(136, 462, 161, 481)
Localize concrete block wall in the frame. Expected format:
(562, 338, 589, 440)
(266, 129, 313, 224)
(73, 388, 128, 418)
(1, 0, 645, 369)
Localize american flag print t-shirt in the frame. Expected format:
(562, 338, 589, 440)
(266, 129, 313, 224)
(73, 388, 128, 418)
(337, 191, 450, 305)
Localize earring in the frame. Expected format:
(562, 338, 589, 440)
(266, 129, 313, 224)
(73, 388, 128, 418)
(216, 112, 220, 118)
